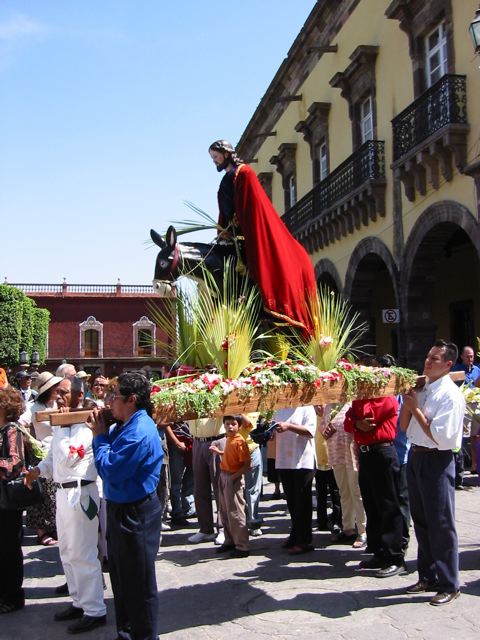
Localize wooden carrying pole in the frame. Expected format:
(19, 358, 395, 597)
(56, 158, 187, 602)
(152, 370, 466, 423)
(34, 371, 466, 426)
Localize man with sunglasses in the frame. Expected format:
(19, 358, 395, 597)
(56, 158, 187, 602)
(90, 372, 163, 640)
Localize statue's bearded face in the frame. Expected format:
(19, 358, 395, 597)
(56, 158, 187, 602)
(209, 149, 231, 172)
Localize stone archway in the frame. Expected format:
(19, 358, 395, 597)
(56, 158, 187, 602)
(344, 238, 400, 359)
(401, 201, 480, 369)
(314, 258, 342, 293)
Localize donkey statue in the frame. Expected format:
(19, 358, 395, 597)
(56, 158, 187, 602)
(150, 226, 238, 296)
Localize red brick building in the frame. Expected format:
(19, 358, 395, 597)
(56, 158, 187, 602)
(12, 281, 174, 378)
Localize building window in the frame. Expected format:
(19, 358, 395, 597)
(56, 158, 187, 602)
(269, 143, 297, 213)
(295, 102, 331, 187)
(360, 96, 374, 143)
(330, 45, 379, 150)
(425, 21, 448, 87)
(288, 174, 297, 208)
(319, 142, 329, 181)
(133, 316, 156, 357)
(84, 330, 99, 358)
(79, 316, 103, 358)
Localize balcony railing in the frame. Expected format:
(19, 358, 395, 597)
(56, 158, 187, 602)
(9, 283, 155, 294)
(283, 140, 385, 233)
(392, 74, 467, 161)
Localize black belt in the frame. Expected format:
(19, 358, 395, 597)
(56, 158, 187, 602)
(196, 434, 223, 442)
(56, 480, 94, 489)
(411, 445, 442, 453)
(359, 441, 393, 453)
(119, 491, 156, 507)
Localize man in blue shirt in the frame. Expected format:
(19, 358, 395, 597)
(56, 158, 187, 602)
(451, 345, 480, 387)
(452, 345, 480, 480)
(91, 372, 163, 640)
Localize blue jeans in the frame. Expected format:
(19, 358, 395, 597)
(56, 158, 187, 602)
(168, 444, 194, 519)
(244, 447, 263, 529)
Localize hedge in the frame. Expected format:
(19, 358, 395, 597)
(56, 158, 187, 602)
(32, 307, 50, 365)
(0, 285, 50, 367)
(0, 284, 25, 366)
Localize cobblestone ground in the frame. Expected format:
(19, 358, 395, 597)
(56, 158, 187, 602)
(3, 477, 480, 640)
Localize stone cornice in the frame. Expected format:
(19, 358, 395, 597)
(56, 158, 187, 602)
(236, 0, 361, 162)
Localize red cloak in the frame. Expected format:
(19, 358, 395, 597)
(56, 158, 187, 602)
(223, 163, 317, 334)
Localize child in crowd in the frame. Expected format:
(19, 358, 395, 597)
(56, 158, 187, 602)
(210, 415, 251, 558)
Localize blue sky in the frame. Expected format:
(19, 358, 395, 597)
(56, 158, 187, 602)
(0, 1, 315, 284)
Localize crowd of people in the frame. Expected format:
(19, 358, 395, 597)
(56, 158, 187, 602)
(0, 338, 478, 638)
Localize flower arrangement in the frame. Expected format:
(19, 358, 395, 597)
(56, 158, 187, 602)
(151, 359, 417, 421)
(460, 384, 480, 421)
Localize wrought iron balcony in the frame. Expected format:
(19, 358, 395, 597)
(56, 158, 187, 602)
(283, 140, 386, 249)
(391, 74, 469, 201)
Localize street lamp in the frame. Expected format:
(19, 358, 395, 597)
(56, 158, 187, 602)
(30, 351, 40, 371)
(19, 350, 29, 370)
(469, 7, 480, 53)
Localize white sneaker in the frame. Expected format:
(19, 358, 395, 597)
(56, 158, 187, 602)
(214, 531, 225, 545)
(188, 531, 215, 543)
(161, 521, 171, 531)
(249, 528, 262, 537)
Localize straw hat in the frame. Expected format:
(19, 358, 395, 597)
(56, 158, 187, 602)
(36, 371, 63, 397)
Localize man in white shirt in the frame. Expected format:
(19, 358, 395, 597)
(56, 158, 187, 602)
(400, 340, 465, 606)
(273, 405, 317, 555)
(26, 377, 106, 633)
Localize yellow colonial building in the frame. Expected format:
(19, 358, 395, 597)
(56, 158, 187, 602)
(237, 0, 480, 369)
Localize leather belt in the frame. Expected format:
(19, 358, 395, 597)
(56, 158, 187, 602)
(123, 491, 156, 507)
(56, 480, 94, 489)
(359, 441, 393, 453)
(196, 434, 223, 442)
(411, 445, 441, 452)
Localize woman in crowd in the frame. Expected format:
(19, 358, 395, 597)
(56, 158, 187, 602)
(319, 403, 367, 548)
(0, 386, 28, 614)
(27, 371, 62, 545)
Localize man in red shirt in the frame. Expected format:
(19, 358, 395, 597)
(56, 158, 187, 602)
(344, 395, 405, 577)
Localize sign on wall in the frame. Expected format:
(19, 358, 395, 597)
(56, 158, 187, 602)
(382, 309, 400, 324)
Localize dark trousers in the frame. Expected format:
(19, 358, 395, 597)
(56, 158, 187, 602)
(279, 468, 315, 546)
(192, 439, 221, 534)
(107, 494, 162, 640)
(0, 509, 24, 606)
(358, 444, 404, 564)
(407, 449, 459, 592)
(395, 463, 411, 550)
(454, 447, 464, 488)
(315, 469, 342, 529)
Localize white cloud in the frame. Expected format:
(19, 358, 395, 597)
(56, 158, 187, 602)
(0, 13, 46, 41)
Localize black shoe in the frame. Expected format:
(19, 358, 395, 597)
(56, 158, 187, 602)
(54, 605, 84, 621)
(67, 614, 107, 634)
(375, 564, 407, 578)
(215, 544, 235, 554)
(54, 582, 69, 596)
(171, 517, 190, 527)
(429, 590, 460, 606)
(229, 548, 249, 558)
(358, 556, 385, 570)
(406, 579, 439, 594)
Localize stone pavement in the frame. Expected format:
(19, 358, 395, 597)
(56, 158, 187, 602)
(3, 477, 480, 640)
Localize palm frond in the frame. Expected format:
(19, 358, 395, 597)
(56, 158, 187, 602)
(194, 260, 261, 378)
(289, 287, 369, 370)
